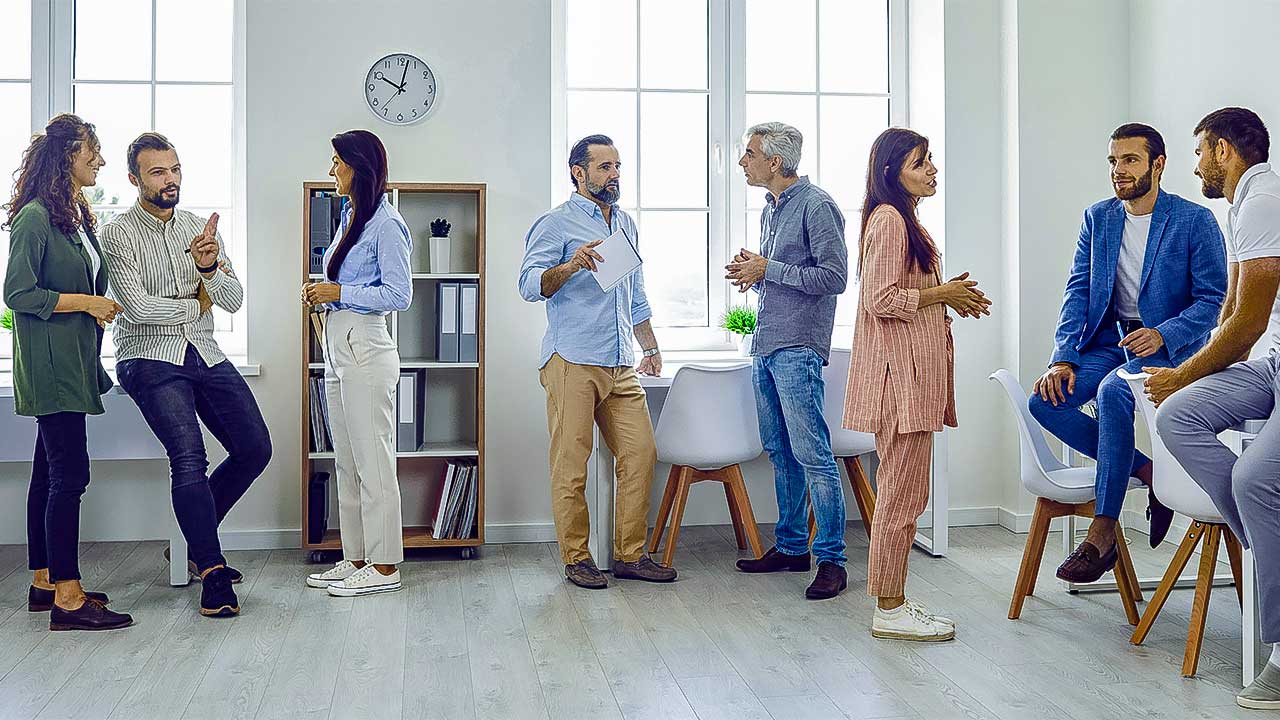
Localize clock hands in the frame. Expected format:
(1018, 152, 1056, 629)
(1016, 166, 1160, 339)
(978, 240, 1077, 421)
(379, 76, 405, 92)
(398, 61, 410, 93)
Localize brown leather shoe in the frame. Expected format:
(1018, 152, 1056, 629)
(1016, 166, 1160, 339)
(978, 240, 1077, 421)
(565, 559, 608, 589)
(1055, 541, 1117, 583)
(612, 556, 677, 583)
(736, 546, 810, 573)
(805, 562, 847, 600)
(49, 599, 133, 631)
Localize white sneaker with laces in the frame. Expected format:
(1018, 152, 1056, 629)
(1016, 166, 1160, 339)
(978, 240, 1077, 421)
(306, 559, 361, 588)
(326, 564, 402, 597)
(905, 598, 954, 627)
(872, 599, 956, 642)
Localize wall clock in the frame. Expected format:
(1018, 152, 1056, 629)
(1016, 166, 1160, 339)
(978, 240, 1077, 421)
(364, 52, 437, 125)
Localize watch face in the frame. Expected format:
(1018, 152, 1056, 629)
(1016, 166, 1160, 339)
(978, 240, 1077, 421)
(364, 53, 437, 125)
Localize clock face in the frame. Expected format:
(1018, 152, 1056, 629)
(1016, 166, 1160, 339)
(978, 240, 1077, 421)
(364, 53, 437, 126)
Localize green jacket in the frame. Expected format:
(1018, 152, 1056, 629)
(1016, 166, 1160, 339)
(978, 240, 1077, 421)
(4, 202, 113, 416)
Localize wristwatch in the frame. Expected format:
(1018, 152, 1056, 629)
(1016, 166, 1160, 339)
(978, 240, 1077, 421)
(642, 347, 660, 358)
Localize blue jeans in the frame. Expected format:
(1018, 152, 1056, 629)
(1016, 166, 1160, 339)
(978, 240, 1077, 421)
(753, 347, 847, 566)
(118, 346, 272, 572)
(1028, 344, 1166, 518)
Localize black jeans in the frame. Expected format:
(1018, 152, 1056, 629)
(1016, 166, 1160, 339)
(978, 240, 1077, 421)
(118, 346, 272, 573)
(27, 412, 91, 582)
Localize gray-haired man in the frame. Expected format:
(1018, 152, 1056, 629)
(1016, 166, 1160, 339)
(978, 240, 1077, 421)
(728, 122, 850, 600)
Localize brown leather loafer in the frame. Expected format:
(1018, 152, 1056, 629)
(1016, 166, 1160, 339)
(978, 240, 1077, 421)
(612, 556, 677, 583)
(736, 546, 810, 573)
(565, 559, 608, 589)
(29, 586, 110, 613)
(1055, 541, 1117, 583)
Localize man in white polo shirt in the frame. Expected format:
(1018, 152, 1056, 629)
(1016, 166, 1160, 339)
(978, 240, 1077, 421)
(1146, 107, 1280, 710)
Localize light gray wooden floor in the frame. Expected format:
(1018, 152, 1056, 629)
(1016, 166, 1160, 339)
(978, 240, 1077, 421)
(0, 523, 1257, 720)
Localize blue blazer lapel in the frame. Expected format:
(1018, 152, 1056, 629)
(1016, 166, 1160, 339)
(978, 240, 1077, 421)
(1098, 200, 1124, 301)
(1139, 190, 1171, 295)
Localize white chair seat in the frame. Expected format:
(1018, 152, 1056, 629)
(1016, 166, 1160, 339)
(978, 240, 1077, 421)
(1040, 467, 1144, 505)
(823, 348, 877, 459)
(655, 363, 762, 471)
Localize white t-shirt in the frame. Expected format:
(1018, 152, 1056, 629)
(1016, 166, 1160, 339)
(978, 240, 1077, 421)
(1115, 210, 1152, 320)
(1225, 163, 1280, 355)
(78, 228, 101, 280)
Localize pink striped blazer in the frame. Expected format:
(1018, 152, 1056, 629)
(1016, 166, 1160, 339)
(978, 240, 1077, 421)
(843, 204, 956, 435)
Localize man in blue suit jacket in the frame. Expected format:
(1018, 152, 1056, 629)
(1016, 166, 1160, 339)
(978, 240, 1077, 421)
(1029, 123, 1227, 584)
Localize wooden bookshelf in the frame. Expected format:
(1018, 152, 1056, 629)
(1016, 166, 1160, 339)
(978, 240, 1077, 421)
(301, 182, 486, 561)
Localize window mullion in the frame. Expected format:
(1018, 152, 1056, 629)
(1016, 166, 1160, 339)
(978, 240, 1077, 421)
(47, 0, 72, 117)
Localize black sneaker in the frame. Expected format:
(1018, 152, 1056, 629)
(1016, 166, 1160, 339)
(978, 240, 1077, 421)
(736, 546, 811, 573)
(805, 562, 848, 600)
(29, 586, 110, 612)
(565, 559, 608, 589)
(50, 599, 133, 631)
(200, 567, 240, 617)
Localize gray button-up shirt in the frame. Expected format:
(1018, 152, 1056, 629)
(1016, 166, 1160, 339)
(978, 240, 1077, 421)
(752, 176, 848, 363)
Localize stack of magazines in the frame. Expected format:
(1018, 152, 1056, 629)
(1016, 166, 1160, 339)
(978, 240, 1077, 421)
(432, 459, 478, 539)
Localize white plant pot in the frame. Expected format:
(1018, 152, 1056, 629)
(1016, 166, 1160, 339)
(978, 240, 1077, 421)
(736, 333, 754, 357)
(429, 236, 451, 273)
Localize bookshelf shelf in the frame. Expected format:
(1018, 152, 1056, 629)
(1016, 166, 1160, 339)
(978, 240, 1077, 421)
(302, 181, 486, 560)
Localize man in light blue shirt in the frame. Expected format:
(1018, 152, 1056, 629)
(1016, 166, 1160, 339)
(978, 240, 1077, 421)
(519, 134, 675, 589)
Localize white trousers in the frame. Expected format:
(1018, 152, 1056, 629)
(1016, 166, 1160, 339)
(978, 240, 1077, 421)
(324, 310, 403, 564)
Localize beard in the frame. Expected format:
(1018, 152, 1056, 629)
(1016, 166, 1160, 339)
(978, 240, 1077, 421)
(1198, 160, 1226, 199)
(145, 184, 181, 209)
(586, 178, 620, 205)
(1113, 166, 1154, 201)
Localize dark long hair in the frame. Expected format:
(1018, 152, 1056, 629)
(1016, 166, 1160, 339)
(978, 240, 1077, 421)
(4, 113, 99, 235)
(326, 130, 389, 281)
(859, 128, 937, 275)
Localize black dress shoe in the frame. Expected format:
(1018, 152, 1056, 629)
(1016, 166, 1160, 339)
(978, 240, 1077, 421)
(28, 586, 110, 612)
(805, 562, 848, 600)
(1055, 541, 1118, 583)
(1148, 489, 1175, 548)
(49, 599, 133, 631)
(736, 546, 811, 573)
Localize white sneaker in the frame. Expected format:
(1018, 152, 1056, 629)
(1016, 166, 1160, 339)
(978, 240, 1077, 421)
(326, 564, 402, 597)
(306, 559, 360, 588)
(872, 599, 956, 642)
(906, 598, 954, 626)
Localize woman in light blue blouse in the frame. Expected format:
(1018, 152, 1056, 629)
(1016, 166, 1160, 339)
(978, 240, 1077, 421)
(301, 130, 411, 597)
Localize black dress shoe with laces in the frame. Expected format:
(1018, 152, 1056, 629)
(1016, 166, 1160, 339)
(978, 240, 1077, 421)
(29, 586, 109, 612)
(805, 562, 848, 600)
(736, 546, 811, 573)
(49, 599, 133, 631)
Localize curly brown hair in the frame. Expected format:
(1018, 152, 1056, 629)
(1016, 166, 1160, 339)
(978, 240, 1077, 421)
(3, 113, 100, 235)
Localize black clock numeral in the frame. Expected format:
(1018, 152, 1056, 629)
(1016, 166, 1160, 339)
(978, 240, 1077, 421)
(374, 71, 383, 80)
(372, 98, 379, 106)
(424, 99, 430, 106)
(428, 85, 434, 92)
(384, 60, 390, 68)
(397, 56, 407, 66)
(367, 83, 375, 92)
(397, 113, 404, 121)
(412, 109, 418, 117)
(384, 107, 389, 116)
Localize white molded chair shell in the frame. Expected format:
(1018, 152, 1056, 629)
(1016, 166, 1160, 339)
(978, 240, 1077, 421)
(1119, 371, 1225, 523)
(989, 369, 1140, 504)
(655, 363, 763, 471)
(823, 348, 877, 458)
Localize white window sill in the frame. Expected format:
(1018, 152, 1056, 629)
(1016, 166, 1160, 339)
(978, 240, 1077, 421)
(0, 357, 261, 398)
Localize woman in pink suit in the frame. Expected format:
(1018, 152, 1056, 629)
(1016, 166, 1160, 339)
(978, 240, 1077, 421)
(844, 128, 991, 642)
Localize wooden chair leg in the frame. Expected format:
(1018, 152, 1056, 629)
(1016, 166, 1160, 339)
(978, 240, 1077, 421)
(1113, 530, 1141, 627)
(727, 465, 764, 560)
(1183, 525, 1222, 677)
(660, 467, 694, 568)
(1010, 498, 1053, 620)
(1114, 524, 1144, 603)
(845, 456, 876, 537)
(725, 480, 748, 550)
(1224, 528, 1245, 609)
(648, 466, 681, 554)
(1132, 522, 1206, 645)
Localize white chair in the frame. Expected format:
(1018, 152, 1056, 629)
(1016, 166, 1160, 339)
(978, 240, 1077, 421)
(806, 347, 879, 543)
(648, 363, 765, 567)
(989, 369, 1143, 624)
(1120, 371, 1244, 677)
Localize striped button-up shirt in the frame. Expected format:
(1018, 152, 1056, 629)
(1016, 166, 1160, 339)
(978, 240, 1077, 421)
(100, 203, 243, 366)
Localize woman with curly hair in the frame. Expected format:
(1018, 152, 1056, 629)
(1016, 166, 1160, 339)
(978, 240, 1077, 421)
(3, 113, 131, 631)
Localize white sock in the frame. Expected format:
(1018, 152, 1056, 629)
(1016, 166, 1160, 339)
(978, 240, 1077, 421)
(878, 602, 904, 616)
(1269, 643, 1280, 669)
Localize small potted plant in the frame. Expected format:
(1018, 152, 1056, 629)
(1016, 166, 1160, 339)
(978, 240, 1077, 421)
(430, 217, 452, 273)
(721, 305, 757, 357)
(1, 308, 12, 334)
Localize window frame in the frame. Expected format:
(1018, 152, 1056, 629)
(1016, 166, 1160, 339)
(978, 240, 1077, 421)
(552, 0, 909, 352)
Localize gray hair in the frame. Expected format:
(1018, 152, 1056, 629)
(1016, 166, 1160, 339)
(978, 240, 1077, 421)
(746, 122, 802, 177)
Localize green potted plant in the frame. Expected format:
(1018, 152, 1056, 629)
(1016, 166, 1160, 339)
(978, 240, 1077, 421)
(1, 308, 13, 333)
(720, 305, 757, 357)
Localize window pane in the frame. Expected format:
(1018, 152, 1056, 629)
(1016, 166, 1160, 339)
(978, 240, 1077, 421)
(155, 85, 233, 208)
(75, 0, 153, 81)
(638, 211, 708, 327)
(567, 90, 637, 208)
(0, 83, 31, 194)
(0, 0, 31, 78)
(639, 92, 707, 208)
(74, 83, 150, 206)
(157, 0, 233, 82)
(745, 0, 815, 92)
(742, 210, 762, 255)
(744, 93, 817, 207)
(818, 95, 887, 211)
(640, 0, 707, 90)
(566, 0, 636, 88)
(820, 0, 889, 93)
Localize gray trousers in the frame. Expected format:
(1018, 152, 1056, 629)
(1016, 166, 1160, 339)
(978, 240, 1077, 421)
(1156, 355, 1280, 644)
